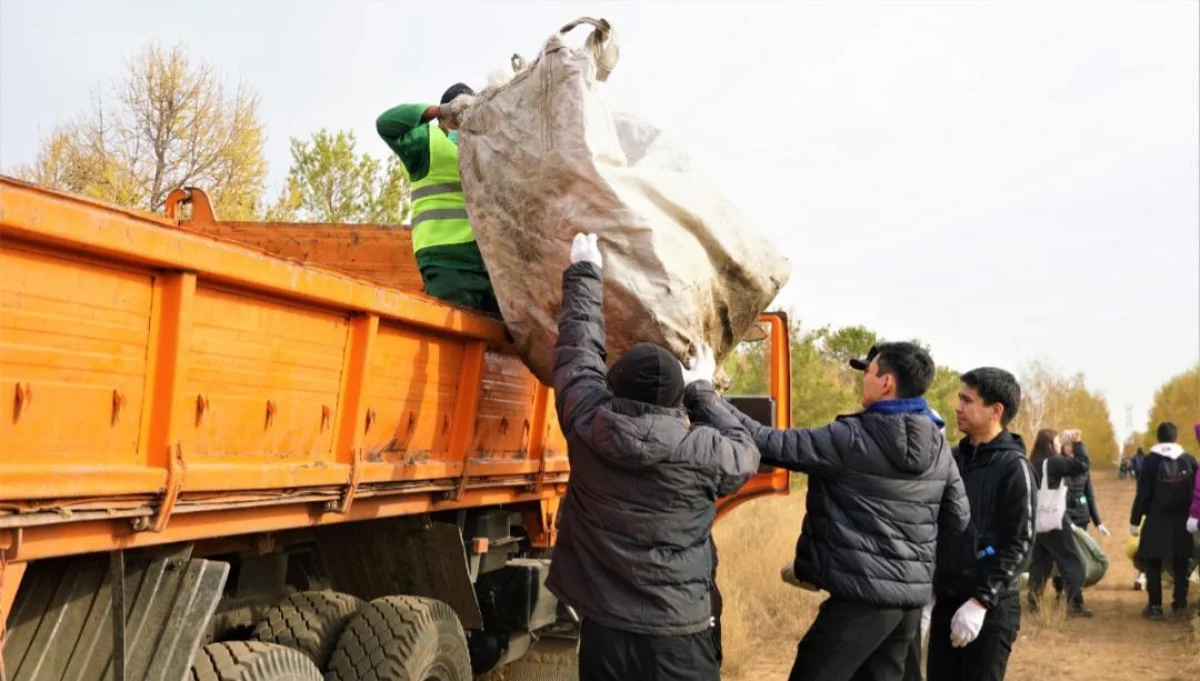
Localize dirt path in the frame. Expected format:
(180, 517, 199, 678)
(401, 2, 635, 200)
(727, 472, 1200, 681)
(1006, 472, 1198, 681)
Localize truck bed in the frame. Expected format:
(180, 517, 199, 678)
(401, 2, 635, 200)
(0, 178, 571, 563)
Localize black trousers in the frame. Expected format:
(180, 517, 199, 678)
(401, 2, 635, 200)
(926, 593, 1020, 681)
(1027, 529, 1085, 608)
(1145, 556, 1192, 609)
(902, 628, 923, 681)
(578, 619, 719, 681)
(787, 598, 921, 681)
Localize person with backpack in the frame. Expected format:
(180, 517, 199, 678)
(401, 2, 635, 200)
(1132, 421, 1198, 620)
(1025, 429, 1093, 617)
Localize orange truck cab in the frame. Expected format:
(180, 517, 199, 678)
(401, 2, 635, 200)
(0, 178, 790, 680)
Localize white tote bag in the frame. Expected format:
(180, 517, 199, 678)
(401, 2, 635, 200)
(1035, 460, 1067, 534)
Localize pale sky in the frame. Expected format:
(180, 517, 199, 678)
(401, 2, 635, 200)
(2, 0, 1197, 443)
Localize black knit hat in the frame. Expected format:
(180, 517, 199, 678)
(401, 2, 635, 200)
(607, 343, 685, 407)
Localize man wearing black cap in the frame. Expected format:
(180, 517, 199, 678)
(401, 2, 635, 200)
(727, 343, 969, 681)
(376, 83, 500, 315)
(546, 233, 761, 681)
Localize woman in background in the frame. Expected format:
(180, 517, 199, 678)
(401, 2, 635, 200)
(1027, 429, 1093, 617)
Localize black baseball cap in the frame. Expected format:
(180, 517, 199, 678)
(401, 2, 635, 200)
(849, 346, 879, 372)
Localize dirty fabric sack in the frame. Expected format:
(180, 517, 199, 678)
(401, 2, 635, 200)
(1070, 524, 1109, 586)
(455, 18, 791, 383)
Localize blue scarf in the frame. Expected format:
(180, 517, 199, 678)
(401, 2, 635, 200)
(864, 397, 945, 429)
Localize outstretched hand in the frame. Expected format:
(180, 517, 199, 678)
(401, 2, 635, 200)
(570, 233, 603, 268)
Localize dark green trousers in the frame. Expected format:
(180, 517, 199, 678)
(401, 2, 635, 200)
(416, 241, 501, 317)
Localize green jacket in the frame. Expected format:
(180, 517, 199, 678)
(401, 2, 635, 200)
(376, 104, 485, 273)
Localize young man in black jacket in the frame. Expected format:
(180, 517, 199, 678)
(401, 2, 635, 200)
(729, 343, 970, 681)
(929, 368, 1035, 681)
(547, 233, 761, 681)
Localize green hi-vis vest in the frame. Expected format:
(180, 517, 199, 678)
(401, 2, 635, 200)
(410, 126, 474, 253)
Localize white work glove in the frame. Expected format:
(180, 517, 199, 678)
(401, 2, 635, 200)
(681, 344, 716, 387)
(438, 94, 475, 127)
(570, 233, 603, 268)
(1189, 518, 1199, 534)
(1130, 524, 1140, 537)
(1097, 524, 1111, 537)
(950, 598, 987, 648)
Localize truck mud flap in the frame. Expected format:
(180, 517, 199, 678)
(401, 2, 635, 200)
(3, 547, 229, 681)
(313, 517, 483, 630)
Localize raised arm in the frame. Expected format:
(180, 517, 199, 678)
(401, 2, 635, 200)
(552, 237, 610, 438)
(375, 103, 438, 181)
(685, 381, 761, 496)
(723, 402, 848, 476)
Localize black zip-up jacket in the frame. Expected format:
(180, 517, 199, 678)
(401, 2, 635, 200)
(545, 262, 761, 636)
(934, 431, 1037, 608)
(729, 403, 970, 608)
(1060, 443, 1101, 527)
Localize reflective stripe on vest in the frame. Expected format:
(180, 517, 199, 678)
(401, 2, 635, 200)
(410, 127, 474, 252)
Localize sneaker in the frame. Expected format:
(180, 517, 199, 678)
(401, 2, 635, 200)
(1144, 605, 1165, 621)
(1171, 606, 1190, 622)
(1134, 573, 1147, 591)
(1068, 606, 1095, 618)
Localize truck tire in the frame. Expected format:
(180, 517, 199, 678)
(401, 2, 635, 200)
(326, 596, 472, 681)
(191, 641, 323, 681)
(252, 591, 365, 668)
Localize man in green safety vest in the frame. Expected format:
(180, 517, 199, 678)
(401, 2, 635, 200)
(376, 84, 500, 316)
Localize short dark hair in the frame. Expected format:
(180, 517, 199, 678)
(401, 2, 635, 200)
(960, 367, 1021, 426)
(873, 342, 935, 399)
(441, 82, 475, 104)
(1157, 422, 1179, 444)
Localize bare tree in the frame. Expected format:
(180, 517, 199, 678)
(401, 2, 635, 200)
(16, 43, 267, 219)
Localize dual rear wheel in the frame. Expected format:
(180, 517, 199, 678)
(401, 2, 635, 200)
(190, 593, 472, 681)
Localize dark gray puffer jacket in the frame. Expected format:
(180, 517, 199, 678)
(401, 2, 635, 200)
(545, 262, 760, 636)
(731, 406, 970, 608)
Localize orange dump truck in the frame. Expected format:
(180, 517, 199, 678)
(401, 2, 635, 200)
(0, 177, 791, 681)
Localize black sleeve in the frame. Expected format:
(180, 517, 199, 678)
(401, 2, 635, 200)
(974, 455, 1036, 608)
(724, 400, 849, 476)
(938, 449, 971, 534)
(684, 382, 762, 496)
(1085, 476, 1103, 526)
(1130, 456, 1156, 527)
(552, 263, 611, 440)
(1050, 454, 1089, 480)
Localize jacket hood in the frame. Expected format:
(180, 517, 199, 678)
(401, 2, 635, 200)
(957, 430, 1026, 465)
(1151, 443, 1186, 460)
(858, 412, 945, 475)
(590, 398, 690, 470)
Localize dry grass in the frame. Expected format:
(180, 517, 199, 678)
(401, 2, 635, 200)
(713, 488, 822, 678)
(716, 473, 1200, 681)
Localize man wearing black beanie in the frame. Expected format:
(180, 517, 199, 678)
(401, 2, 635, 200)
(545, 233, 761, 681)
